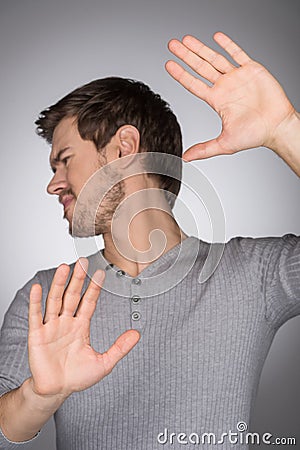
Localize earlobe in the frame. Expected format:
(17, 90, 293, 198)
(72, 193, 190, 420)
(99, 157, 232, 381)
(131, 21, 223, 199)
(118, 125, 140, 157)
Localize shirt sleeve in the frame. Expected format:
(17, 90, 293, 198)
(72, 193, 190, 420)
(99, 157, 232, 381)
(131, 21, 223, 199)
(263, 233, 300, 329)
(0, 271, 50, 448)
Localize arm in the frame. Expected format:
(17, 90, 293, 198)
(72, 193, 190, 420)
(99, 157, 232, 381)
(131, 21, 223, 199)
(0, 259, 139, 444)
(165, 32, 300, 176)
(0, 380, 65, 443)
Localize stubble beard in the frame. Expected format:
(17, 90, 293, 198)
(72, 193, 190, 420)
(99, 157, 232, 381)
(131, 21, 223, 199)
(69, 179, 126, 237)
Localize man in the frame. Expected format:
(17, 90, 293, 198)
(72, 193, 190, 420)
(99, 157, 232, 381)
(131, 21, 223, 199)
(0, 32, 299, 449)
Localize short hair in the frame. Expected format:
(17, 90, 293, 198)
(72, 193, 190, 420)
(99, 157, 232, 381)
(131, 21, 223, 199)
(35, 77, 182, 208)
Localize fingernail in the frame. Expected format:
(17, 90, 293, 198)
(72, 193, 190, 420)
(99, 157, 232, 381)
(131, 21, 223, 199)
(78, 258, 88, 272)
(92, 270, 105, 285)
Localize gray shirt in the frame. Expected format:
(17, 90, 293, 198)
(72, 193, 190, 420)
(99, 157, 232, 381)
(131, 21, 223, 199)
(0, 235, 299, 449)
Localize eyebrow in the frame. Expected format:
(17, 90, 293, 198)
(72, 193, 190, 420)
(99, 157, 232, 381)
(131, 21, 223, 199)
(50, 147, 70, 172)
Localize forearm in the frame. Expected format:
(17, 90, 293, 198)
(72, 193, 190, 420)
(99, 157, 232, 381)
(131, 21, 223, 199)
(268, 111, 300, 177)
(0, 378, 67, 443)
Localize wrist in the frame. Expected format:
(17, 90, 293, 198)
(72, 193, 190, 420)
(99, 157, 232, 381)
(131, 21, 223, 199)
(266, 110, 300, 176)
(0, 379, 67, 443)
(23, 378, 69, 412)
(267, 110, 300, 155)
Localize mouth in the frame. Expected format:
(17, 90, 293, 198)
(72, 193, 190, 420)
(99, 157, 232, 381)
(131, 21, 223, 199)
(61, 195, 75, 213)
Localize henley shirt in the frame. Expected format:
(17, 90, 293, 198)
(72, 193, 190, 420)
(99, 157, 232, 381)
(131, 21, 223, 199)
(0, 234, 299, 449)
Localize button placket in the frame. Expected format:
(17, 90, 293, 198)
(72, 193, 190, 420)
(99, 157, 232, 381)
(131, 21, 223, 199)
(130, 278, 144, 330)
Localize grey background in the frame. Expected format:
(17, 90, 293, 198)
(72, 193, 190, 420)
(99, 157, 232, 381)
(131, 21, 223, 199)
(0, 0, 299, 448)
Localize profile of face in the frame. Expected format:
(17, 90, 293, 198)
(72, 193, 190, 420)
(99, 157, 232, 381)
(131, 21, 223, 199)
(47, 117, 125, 237)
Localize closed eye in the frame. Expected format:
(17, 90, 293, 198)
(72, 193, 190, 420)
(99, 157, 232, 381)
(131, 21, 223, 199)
(49, 147, 72, 173)
(62, 156, 71, 164)
(50, 156, 71, 173)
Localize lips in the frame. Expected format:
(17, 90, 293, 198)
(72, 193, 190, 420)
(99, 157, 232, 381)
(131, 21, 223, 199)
(60, 195, 74, 211)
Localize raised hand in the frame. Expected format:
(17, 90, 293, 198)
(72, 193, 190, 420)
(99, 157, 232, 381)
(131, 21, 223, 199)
(28, 259, 140, 399)
(166, 32, 296, 162)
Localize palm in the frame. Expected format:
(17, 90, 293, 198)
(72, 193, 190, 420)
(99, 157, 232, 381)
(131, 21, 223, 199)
(166, 32, 294, 160)
(211, 62, 292, 151)
(30, 317, 102, 395)
(28, 260, 139, 398)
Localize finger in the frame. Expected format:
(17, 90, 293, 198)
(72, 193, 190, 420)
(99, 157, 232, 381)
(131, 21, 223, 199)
(29, 284, 43, 331)
(75, 270, 105, 320)
(183, 136, 233, 161)
(168, 38, 222, 83)
(43, 264, 70, 323)
(213, 32, 252, 66)
(60, 258, 89, 317)
(165, 60, 210, 103)
(181, 35, 235, 74)
(100, 330, 140, 375)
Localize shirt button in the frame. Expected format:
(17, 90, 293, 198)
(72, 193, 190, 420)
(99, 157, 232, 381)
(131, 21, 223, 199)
(116, 269, 126, 277)
(131, 311, 141, 321)
(131, 295, 141, 304)
(132, 278, 141, 285)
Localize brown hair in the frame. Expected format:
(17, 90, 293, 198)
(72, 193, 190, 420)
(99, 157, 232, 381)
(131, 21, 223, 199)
(35, 77, 182, 208)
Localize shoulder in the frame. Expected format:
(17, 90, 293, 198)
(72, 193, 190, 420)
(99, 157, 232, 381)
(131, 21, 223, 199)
(191, 234, 299, 282)
(222, 233, 299, 261)
(15, 260, 77, 304)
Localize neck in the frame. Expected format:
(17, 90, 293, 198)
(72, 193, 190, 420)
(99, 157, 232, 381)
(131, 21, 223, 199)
(102, 191, 187, 277)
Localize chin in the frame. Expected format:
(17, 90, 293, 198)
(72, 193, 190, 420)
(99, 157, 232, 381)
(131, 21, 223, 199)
(67, 203, 112, 237)
(69, 224, 97, 238)
(68, 220, 107, 238)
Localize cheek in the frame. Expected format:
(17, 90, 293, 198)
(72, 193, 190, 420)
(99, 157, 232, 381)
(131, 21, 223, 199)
(68, 164, 99, 197)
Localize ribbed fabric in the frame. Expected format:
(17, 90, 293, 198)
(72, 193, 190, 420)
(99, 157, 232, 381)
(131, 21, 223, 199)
(0, 234, 299, 449)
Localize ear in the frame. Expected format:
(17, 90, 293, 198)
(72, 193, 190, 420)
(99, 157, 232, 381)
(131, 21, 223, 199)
(116, 125, 140, 157)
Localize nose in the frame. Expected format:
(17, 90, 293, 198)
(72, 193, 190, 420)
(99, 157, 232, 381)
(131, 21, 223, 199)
(47, 169, 68, 195)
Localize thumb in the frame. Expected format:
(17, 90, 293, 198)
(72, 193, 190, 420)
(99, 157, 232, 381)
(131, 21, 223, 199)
(100, 329, 140, 375)
(183, 135, 231, 161)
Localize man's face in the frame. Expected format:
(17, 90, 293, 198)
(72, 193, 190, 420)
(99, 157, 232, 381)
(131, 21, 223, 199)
(47, 116, 125, 236)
